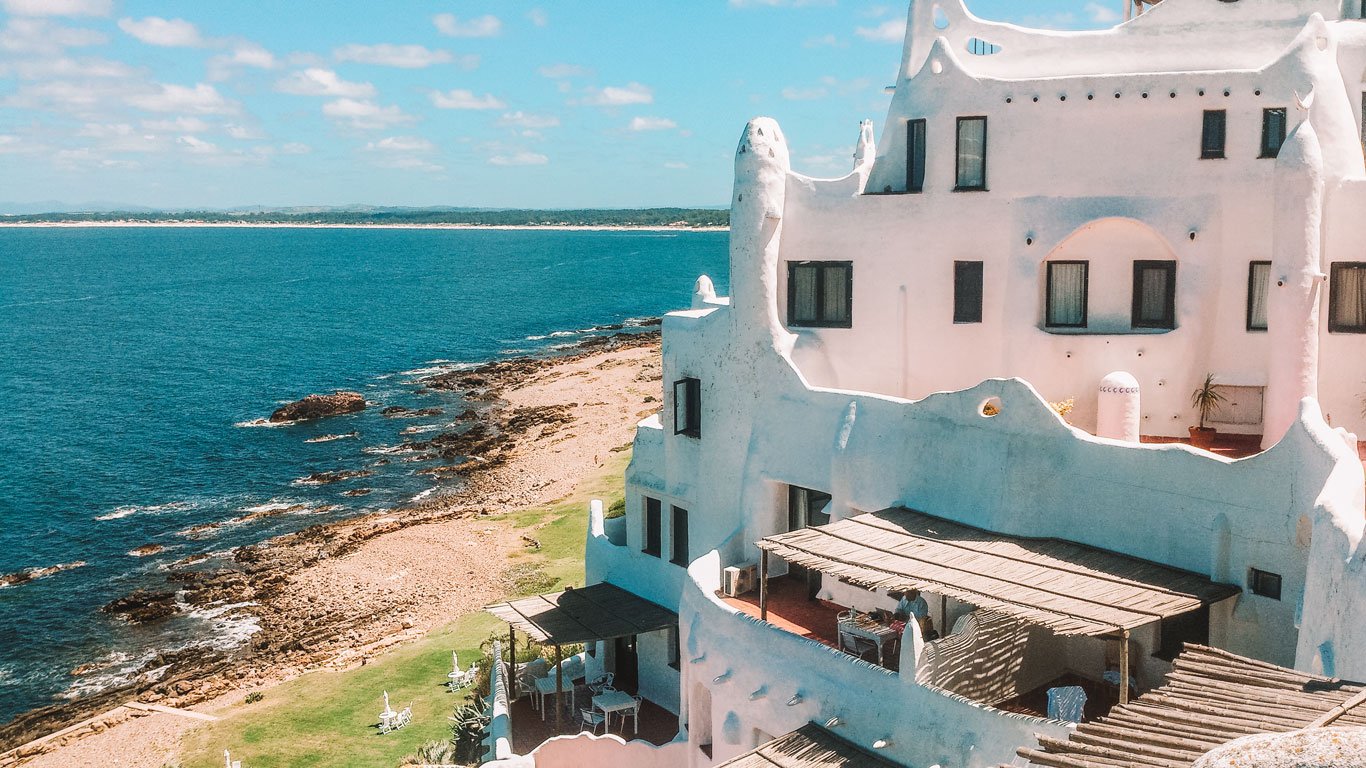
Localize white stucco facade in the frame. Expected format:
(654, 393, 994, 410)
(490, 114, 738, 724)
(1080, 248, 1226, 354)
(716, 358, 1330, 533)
(486, 2, 1366, 767)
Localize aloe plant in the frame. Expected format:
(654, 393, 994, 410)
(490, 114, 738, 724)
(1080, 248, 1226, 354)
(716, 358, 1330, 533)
(1190, 373, 1226, 430)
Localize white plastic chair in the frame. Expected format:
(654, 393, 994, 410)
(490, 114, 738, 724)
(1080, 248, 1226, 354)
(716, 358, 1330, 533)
(580, 707, 606, 734)
(1047, 686, 1087, 723)
(588, 672, 614, 694)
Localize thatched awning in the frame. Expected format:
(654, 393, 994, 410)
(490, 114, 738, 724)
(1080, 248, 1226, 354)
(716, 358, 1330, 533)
(756, 508, 1239, 637)
(715, 722, 901, 768)
(1016, 644, 1366, 768)
(484, 582, 676, 646)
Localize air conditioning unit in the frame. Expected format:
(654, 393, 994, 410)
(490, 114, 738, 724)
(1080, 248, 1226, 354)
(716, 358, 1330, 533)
(722, 563, 759, 597)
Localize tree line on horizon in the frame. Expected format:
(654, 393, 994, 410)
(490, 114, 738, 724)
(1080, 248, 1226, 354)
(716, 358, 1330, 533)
(1, 207, 731, 228)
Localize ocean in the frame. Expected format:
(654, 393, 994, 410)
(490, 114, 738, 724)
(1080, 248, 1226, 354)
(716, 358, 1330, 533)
(0, 226, 729, 726)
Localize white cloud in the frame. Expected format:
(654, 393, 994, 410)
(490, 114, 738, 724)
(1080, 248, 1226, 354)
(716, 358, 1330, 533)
(177, 135, 219, 154)
(664, 161, 688, 170)
(429, 89, 505, 110)
(781, 85, 827, 100)
(118, 17, 204, 47)
(334, 43, 455, 69)
(854, 19, 905, 43)
(0, 134, 23, 152)
(275, 68, 375, 98)
(628, 116, 676, 131)
(537, 63, 587, 79)
(803, 34, 843, 48)
(128, 83, 238, 115)
(527, 9, 548, 27)
(0, 18, 106, 54)
(143, 116, 210, 133)
(584, 82, 652, 107)
(366, 135, 435, 153)
(498, 111, 560, 130)
(1, 55, 133, 80)
(433, 13, 502, 38)
(77, 122, 131, 138)
(225, 123, 265, 140)
(1085, 2, 1123, 23)
(728, 0, 833, 6)
(488, 150, 548, 166)
(280, 142, 311, 155)
(207, 43, 277, 80)
(322, 98, 413, 130)
(1, 0, 111, 17)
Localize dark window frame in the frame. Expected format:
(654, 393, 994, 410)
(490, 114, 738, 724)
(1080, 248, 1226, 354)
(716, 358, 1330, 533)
(906, 118, 926, 193)
(1260, 108, 1288, 159)
(1329, 262, 1366, 333)
(1201, 110, 1227, 159)
(787, 486, 833, 532)
(1247, 261, 1270, 332)
(954, 260, 984, 324)
(673, 377, 701, 438)
(1249, 568, 1282, 600)
(670, 506, 689, 566)
(643, 497, 662, 557)
(786, 261, 853, 328)
(667, 625, 680, 671)
(954, 116, 988, 192)
(1131, 260, 1177, 330)
(1045, 260, 1090, 329)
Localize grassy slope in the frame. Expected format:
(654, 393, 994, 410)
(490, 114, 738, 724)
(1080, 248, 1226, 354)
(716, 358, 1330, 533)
(176, 451, 630, 768)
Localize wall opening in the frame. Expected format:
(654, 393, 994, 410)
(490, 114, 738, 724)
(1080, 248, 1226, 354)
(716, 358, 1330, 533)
(933, 5, 949, 29)
(966, 37, 1002, 56)
(981, 397, 1003, 417)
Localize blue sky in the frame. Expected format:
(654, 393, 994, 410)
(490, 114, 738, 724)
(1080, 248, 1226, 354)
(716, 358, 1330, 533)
(0, 0, 1118, 210)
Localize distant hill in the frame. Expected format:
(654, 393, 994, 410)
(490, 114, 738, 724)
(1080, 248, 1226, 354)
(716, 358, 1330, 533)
(0, 206, 730, 228)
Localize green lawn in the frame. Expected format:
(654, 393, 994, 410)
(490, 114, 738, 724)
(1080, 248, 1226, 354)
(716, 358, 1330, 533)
(176, 451, 630, 768)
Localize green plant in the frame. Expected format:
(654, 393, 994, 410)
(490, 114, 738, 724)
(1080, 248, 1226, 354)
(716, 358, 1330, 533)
(1190, 373, 1226, 430)
(244, 691, 264, 704)
(450, 697, 490, 765)
(400, 740, 458, 766)
(605, 497, 626, 519)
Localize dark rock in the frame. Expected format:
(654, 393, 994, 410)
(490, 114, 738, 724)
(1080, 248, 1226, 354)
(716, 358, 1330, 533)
(269, 391, 365, 423)
(381, 406, 444, 418)
(102, 590, 178, 623)
(295, 469, 373, 486)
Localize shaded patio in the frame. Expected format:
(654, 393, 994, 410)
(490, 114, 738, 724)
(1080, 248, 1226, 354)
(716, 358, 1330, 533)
(721, 575, 842, 650)
(507, 693, 680, 753)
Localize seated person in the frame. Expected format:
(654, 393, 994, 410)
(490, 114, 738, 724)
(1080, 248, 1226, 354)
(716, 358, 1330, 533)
(922, 616, 941, 642)
(894, 590, 929, 623)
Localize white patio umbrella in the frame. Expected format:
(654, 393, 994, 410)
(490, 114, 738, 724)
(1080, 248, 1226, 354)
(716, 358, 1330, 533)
(382, 690, 393, 715)
(451, 651, 460, 674)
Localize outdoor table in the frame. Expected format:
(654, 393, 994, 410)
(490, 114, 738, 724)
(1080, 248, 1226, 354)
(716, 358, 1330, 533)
(838, 613, 900, 666)
(592, 689, 637, 733)
(535, 675, 575, 721)
(379, 709, 398, 732)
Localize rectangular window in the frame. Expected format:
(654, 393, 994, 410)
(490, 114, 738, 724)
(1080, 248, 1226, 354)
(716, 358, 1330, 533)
(954, 261, 984, 324)
(787, 261, 852, 328)
(670, 506, 689, 566)
(643, 497, 661, 557)
(1201, 110, 1227, 159)
(955, 117, 987, 190)
(673, 378, 701, 437)
(667, 626, 680, 670)
(1330, 263, 1366, 333)
(1045, 261, 1089, 328)
(1260, 108, 1288, 158)
(1131, 260, 1177, 329)
(906, 118, 926, 193)
(1249, 568, 1282, 600)
(1247, 261, 1270, 331)
(788, 486, 833, 532)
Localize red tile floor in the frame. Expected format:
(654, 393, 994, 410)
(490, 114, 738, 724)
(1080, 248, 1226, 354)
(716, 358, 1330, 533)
(508, 690, 680, 753)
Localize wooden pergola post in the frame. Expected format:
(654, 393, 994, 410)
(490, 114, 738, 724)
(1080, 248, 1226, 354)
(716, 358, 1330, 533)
(554, 643, 564, 734)
(759, 550, 769, 622)
(1119, 628, 1131, 705)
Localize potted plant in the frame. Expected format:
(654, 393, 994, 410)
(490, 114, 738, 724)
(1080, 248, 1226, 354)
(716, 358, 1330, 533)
(1189, 373, 1225, 450)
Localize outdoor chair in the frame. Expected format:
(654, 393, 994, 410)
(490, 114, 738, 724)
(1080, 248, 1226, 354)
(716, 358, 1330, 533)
(840, 632, 878, 662)
(588, 672, 614, 694)
(622, 695, 643, 734)
(579, 707, 606, 735)
(1046, 686, 1087, 723)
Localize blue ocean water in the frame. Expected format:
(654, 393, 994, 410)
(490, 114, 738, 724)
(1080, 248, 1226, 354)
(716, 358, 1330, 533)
(0, 226, 728, 725)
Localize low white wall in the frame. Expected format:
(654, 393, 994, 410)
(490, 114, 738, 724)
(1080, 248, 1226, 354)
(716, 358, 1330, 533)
(485, 640, 513, 763)
(680, 551, 1071, 768)
(480, 732, 689, 768)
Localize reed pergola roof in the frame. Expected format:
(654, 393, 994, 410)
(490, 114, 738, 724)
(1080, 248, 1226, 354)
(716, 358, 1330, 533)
(484, 582, 676, 646)
(715, 722, 902, 768)
(755, 508, 1239, 637)
(1016, 644, 1366, 768)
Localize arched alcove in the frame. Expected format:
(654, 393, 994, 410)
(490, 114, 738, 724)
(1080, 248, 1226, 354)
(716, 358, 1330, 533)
(1039, 218, 1181, 334)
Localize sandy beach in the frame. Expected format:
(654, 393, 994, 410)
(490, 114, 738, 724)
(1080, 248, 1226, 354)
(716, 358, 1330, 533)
(0, 332, 661, 767)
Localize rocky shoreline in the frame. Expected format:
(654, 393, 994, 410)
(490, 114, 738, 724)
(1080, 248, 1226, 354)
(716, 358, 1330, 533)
(0, 327, 661, 758)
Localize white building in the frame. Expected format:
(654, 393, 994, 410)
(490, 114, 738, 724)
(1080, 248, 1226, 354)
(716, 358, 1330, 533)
(484, 2, 1366, 766)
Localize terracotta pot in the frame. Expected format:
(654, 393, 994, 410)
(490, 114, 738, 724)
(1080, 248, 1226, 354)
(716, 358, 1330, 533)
(1189, 426, 1217, 450)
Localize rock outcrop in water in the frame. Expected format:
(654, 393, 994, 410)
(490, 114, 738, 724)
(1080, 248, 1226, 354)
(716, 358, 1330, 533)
(269, 391, 365, 423)
(101, 590, 178, 623)
(0, 561, 86, 589)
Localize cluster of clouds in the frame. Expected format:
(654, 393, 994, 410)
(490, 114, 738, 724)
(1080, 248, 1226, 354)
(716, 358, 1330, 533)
(0, 0, 696, 177)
